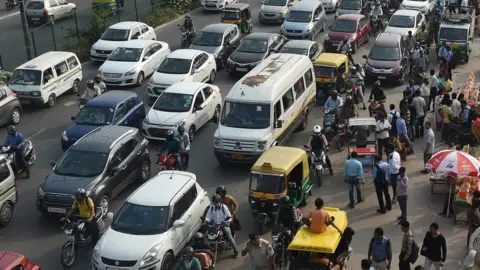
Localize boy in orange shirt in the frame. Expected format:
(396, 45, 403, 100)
(304, 197, 343, 235)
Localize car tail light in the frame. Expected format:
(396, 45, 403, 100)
(43, 9, 48, 16)
(11, 92, 17, 97)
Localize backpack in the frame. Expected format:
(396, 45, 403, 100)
(390, 111, 398, 133)
(374, 164, 387, 184)
(409, 240, 420, 263)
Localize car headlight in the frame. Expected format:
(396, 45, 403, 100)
(214, 137, 222, 147)
(124, 68, 137, 76)
(392, 66, 402, 72)
(37, 187, 45, 198)
(62, 131, 68, 141)
(90, 47, 95, 54)
(335, 12, 339, 17)
(31, 91, 40, 96)
(325, 34, 330, 40)
(257, 141, 267, 151)
(139, 244, 162, 266)
(143, 117, 150, 125)
(97, 70, 102, 76)
(92, 243, 101, 262)
(176, 119, 186, 127)
(212, 49, 220, 58)
(364, 63, 373, 70)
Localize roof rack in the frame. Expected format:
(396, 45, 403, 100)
(442, 6, 475, 24)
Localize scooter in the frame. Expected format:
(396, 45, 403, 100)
(178, 24, 195, 49)
(156, 151, 178, 172)
(323, 108, 338, 141)
(0, 142, 35, 177)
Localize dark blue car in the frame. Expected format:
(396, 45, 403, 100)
(61, 91, 146, 151)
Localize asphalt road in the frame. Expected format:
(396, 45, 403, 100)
(0, 3, 479, 270)
(0, 0, 156, 71)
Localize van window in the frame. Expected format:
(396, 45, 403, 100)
(274, 100, 282, 122)
(304, 69, 313, 88)
(43, 68, 54, 84)
(0, 160, 11, 183)
(294, 77, 305, 96)
(54, 61, 68, 76)
(282, 89, 295, 111)
(67, 56, 79, 70)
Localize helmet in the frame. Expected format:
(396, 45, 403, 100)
(346, 95, 353, 102)
(193, 232, 204, 244)
(94, 74, 101, 83)
(74, 188, 87, 200)
(6, 125, 16, 136)
(331, 90, 338, 96)
(211, 194, 222, 204)
(374, 80, 381, 87)
(165, 130, 174, 141)
(216, 185, 227, 197)
(351, 66, 357, 72)
(86, 79, 95, 89)
(177, 125, 185, 135)
(183, 246, 194, 259)
(185, 14, 191, 21)
(313, 125, 322, 135)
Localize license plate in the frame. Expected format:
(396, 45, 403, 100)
(231, 153, 244, 160)
(31, 18, 40, 20)
(378, 76, 386, 79)
(236, 68, 248, 72)
(20, 100, 31, 105)
(48, 207, 66, 213)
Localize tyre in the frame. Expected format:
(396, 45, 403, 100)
(139, 160, 150, 182)
(71, 80, 80, 94)
(10, 108, 21, 124)
(161, 252, 174, 270)
(49, 15, 55, 24)
(336, 138, 346, 151)
(136, 72, 145, 86)
(211, 105, 221, 122)
(97, 195, 110, 217)
(46, 94, 56, 108)
(316, 168, 323, 186)
(60, 241, 77, 268)
(71, 8, 76, 15)
(0, 203, 13, 226)
(188, 125, 196, 142)
(208, 69, 216, 83)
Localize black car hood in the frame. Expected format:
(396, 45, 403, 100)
(229, 51, 266, 64)
(41, 172, 97, 195)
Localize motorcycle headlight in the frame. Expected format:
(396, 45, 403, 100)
(250, 199, 256, 204)
(208, 234, 216, 240)
(92, 243, 101, 262)
(272, 235, 279, 241)
(124, 68, 137, 76)
(214, 137, 222, 148)
(37, 187, 45, 198)
(257, 141, 267, 151)
(62, 131, 68, 141)
(139, 244, 162, 266)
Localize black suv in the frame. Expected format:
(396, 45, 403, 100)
(36, 126, 151, 216)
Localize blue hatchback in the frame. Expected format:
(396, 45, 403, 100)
(61, 91, 146, 151)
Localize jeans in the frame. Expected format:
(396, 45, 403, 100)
(408, 121, 416, 140)
(390, 173, 398, 200)
(181, 151, 189, 168)
(399, 258, 411, 270)
(415, 116, 425, 138)
(377, 138, 390, 158)
(442, 187, 455, 215)
(428, 87, 437, 110)
(375, 181, 392, 211)
(371, 260, 388, 270)
(174, 153, 183, 170)
(346, 176, 363, 205)
(398, 195, 407, 220)
(222, 226, 238, 252)
(424, 258, 442, 270)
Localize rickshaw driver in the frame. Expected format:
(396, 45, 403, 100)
(304, 198, 343, 235)
(308, 125, 334, 175)
(240, 9, 248, 34)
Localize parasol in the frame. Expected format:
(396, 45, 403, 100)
(426, 150, 480, 177)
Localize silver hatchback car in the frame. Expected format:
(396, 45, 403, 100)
(259, 0, 297, 24)
(26, 0, 77, 26)
(280, 0, 327, 40)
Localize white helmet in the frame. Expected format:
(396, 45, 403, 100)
(313, 125, 322, 135)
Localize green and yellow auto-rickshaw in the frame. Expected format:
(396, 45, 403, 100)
(92, 0, 123, 13)
(249, 146, 313, 233)
(221, 3, 253, 34)
(313, 53, 349, 105)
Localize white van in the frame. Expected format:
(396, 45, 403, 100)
(9, 51, 83, 108)
(0, 156, 17, 227)
(214, 53, 316, 164)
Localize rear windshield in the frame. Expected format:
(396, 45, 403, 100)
(27, 1, 45, 9)
(439, 27, 468, 42)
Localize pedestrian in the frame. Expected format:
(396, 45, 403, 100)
(344, 151, 365, 209)
(458, 93, 465, 102)
(437, 42, 448, 60)
(387, 145, 401, 203)
(388, 104, 400, 137)
(404, 80, 419, 98)
(397, 112, 412, 148)
(428, 69, 439, 111)
(241, 233, 274, 270)
(421, 222, 447, 270)
(421, 121, 435, 174)
(439, 58, 448, 80)
(408, 98, 417, 140)
(399, 220, 414, 270)
(438, 176, 455, 217)
(441, 99, 453, 143)
(397, 167, 409, 222)
(368, 228, 392, 270)
(412, 90, 427, 138)
(434, 91, 444, 130)
(415, 50, 429, 75)
(372, 155, 391, 214)
(376, 113, 391, 157)
(446, 46, 454, 80)
(361, 259, 376, 270)
(451, 92, 461, 118)
(421, 78, 431, 106)
(467, 197, 480, 244)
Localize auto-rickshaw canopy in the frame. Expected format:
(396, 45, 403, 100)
(251, 146, 309, 176)
(221, 3, 251, 21)
(313, 53, 348, 71)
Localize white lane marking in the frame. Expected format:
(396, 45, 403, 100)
(64, 101, 77, 107)
(0, 11, 20, 21)
(27, 128, 46, 140)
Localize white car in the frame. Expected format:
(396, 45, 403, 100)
(385, 9, 425, 37)
(320, 0, 338, 12)
(98, 40, 171, 87)
(90, 21, 157, 61)
(92, 171, 211, 270)
(147, 49, 217, 100)
(142, 82, 222, 141)
(400, 0, 435, 15)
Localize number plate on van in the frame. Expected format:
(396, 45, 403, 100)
(47, 207, 66, 214)
(231, 154, 244, 160)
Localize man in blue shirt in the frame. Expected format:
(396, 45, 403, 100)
(372, 155, 391, 214)
(437, 41, 448, 60)
(461, 100, 471, 127)
(3, 125, 29, 178)
(324, 90, 343, 127)
(163, 130, 183, 170)
(397, 112, 411, 147)
(344, 151, 364, 209)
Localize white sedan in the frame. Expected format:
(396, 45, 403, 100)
(142, 82, 222, 141)
(147, 49, 217, 101)
(98, 40, 170, 87)
(90, 21, 157, 61)
(385, 9, 425, 37)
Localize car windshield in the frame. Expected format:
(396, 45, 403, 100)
(369, 46, 400, 61)
(108, 47, 143, 62)
(222, 11, 240, 20)
(153, 92, 193, 113)
(439, 27, 468, 42)
(192, 31, 223, 46)
(264, 0, 287, 6)
(279, 47, 308, 55)
(111, 202, 169, 235)
(250, 173, 286, 194)
(101, 28, 130, 41)
(221, 101, 271, 129)
(388, 15, 415, 28)
(314, 65, 335, 77)
(339, 1, 361, 10)
(10, 69, 41, 85)
(286, 11, 312, 23)
(157, 58, 191, 74)
(331, 19, 357, 32)
(237, 38, 268, 53)
(54, 150, 107, 177)
(75, 106, 114, 126)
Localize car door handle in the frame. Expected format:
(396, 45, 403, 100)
(200, 199, 204, 203)
(136, 150, 142, 156)
(187, 214, 192, 219)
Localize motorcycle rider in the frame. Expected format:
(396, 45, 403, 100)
(175, 246, 202, 270)
(177, 126, 191, 168)
(60, 188, 99, 244)
(204, 194, 239, 258)
(368, 80, 387, 117)
(94, 75, 107, 94)
(274, 196, 300, 232)
(182, 15, 195, 39)
(337, 36, 351, 53)
(3, 125, 29, 178)
(371, 2, 384, 31)
(80, 79, 102, 101)
(346, 66, 366, 109)
(216, 185, 239, 237)
(341, 95, 359, 121)
(308, 125, 334, 175)
(163, 130, 183, 170)
(324, 90, 343, 130)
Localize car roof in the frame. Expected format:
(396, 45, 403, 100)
(292, 0, 321, 11)
(337, 14, 364, 21)
(374, 33, 402, 47)
(16, 51, 76, 70)
(392, 9, 420, 16)
(164, 82, 207, 95)
(168, 49, 203, 59)
(71, 126, 137, 153)
(201, 23, 235, 33)
(87, 90, 137, 108)
(128, 171, 198, 206)
(109, 21, 143, 29)
(0, 251, 23, 268)
(244, 32, 276, 40)
(118, 39, 156, 49)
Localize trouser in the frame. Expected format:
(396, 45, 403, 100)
(424, 153, 432, 166)
(442, 188, 455, 215)
(399, 134, 411, 148)
(375, 181, 392, 211)
(448, 4, 456, 13)
(399, 258, 411, 270)
(222, 226, 238, 252)
(424, 258, 442, 270)
(441, 123, 450, 143)
(173, 153, 183, 170)
(346, 177, 363, 205)
(181, 151, 189, 168)
(408, 121, 415, 140)
(390, 173, 398, 200)
(229, 216, 236, 237)
(398, 195, 407, 220)
(377, 138, 390, 158)
(415, 116, 425, 138)
(447, 64, 453, 80)
(428, 87, 437, 110)
(14, 148, 29, 176)
(86, 217, 100, 244)
(371, 259, 388, 270)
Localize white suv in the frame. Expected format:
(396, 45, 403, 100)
(92, 171, 210, 270)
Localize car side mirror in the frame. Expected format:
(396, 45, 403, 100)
(362, 55, 367, 59)
(194, 106, 203, 112)
(173, 219, 186, 228)
(131, 34, 139, 40)
(143, 56, 149, 61)
(275, 120, 283, 128)
(110, 164, 126, 174)
(49, 160, 56, 167)
(106, 212, 114, 221)
(70, 116, 75, 121)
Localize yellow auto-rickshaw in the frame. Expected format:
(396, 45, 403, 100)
(313, 53, 349, 105)
(221, 3, 253, 34)
(92, 0, 123, 13)
(288, 207, 350, 269)
(249, 146, 312, 233)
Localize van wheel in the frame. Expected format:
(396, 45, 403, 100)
(0, 203, 13, 226)
(297, 114, 308, 131)
(46, 94, 56, 108)
(71, 80, 80, 94)
(10, 108, 21, 124)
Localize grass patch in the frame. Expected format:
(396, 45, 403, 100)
(142, 8, 182, 28)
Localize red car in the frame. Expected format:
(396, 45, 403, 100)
(0, 251, 40, 270)
(324, 14, 370, 53)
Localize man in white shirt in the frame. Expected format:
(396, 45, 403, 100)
(421, 121, 435, 174)
(461, 0, 468, 13)
(376, 113, 391, 158)
(412, 90, 427, 138)
(386, 145, 401, 204)
(428, 69, 440, 111)
(205, 194, 239, 258)
(451, 92, 462, 117)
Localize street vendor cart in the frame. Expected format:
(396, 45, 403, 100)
(347, 117, 377, 173)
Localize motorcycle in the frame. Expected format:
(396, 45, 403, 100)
(5, 0, 19, 10)
(323, 108, 338, 141)
(304, 145, 328, 186)
(368, 99, 385, 120)
(272, 223, 294, 269)
(206, 217, 233, 259)
(60, 207, 110, 268)
(370, 16, 383, 36)
(336, 121, 357, 151)
(0, 142, 35, 176)
(178, 24, 195, 49)
(156, 150, 179, 172)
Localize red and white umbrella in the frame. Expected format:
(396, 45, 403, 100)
(426, 150, 480, 177)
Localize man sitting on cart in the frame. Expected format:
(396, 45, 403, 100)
(303, 197, 343, 235)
